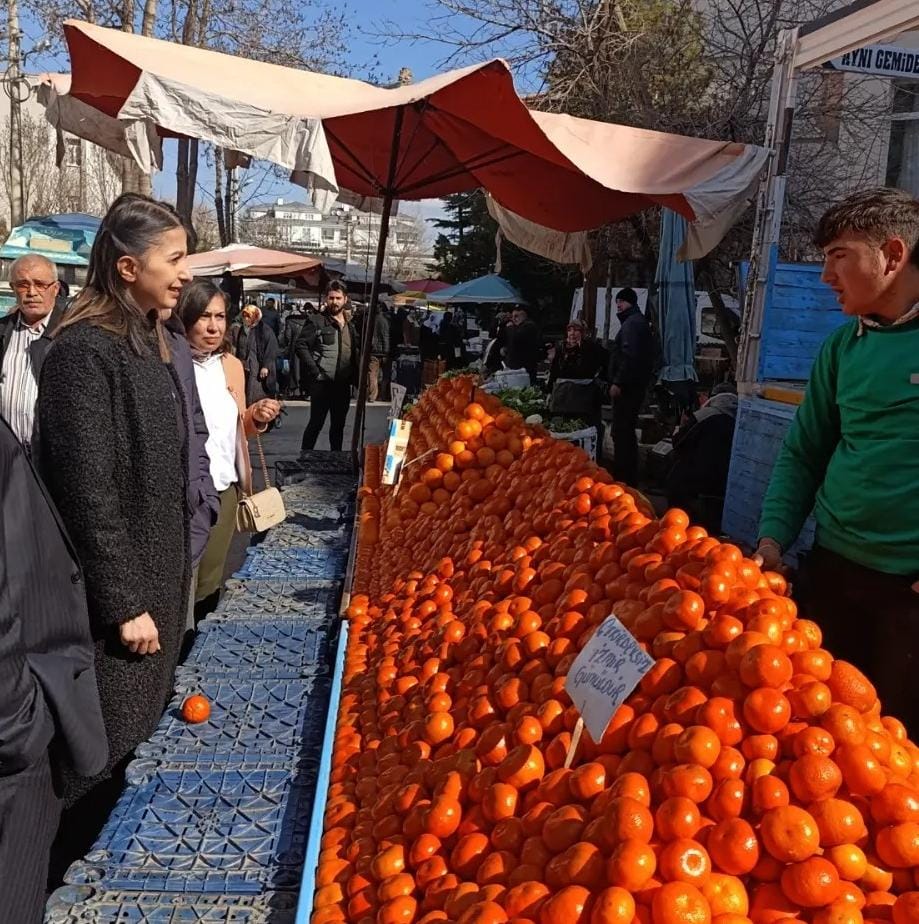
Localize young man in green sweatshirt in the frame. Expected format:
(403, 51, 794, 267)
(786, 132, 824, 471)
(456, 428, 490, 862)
(756, 187, 919, 735)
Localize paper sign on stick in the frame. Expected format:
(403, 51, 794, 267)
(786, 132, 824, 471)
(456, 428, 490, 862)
(382, 419, 412, 486)
(564, 615, 655, 745)
(389, 383, 408, 420)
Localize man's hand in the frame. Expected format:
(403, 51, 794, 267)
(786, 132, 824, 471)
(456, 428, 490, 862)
(753, 538, 783, 572)
(258, 367, 269, 380)
(912, 579, 919, 595)
(609, 384, 622, 400)
(120, 612, 160, 655)
(252, 399, 282, 425)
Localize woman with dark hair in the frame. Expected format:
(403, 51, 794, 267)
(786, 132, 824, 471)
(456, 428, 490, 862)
(38, 193, 193, 867)
(179, 280, 281, 618)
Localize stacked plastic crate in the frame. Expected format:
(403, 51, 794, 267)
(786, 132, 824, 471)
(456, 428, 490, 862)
(44, 464, 356, 924)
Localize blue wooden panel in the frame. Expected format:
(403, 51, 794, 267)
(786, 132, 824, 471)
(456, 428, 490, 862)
(722, 397, 815, 562)
(739, 257, 849, 383)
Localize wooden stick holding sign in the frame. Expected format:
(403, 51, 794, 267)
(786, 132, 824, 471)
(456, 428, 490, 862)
(564, 717, 585, 769)
(563, 614, 656, 756)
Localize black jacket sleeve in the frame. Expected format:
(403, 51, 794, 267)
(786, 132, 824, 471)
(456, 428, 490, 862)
(0, 435, 54, 775)
(294, 316, 323, 381)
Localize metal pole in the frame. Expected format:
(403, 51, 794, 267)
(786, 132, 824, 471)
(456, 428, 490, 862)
(7, 0, 25, 228)
(737, 28, 799, 391)
(351, 107, 404, 453)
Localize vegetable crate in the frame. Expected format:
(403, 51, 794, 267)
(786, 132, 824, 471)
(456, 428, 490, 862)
(137, 677, 331, 763)
(549, 424, 599, 460)
(212, 580, 342, 621)
(232, 547, 348, 582)
(176, 619, 334, 682)
(63, 758, 320, 894)
(257, 520, 351, 552)
(45, 886, 297, 922)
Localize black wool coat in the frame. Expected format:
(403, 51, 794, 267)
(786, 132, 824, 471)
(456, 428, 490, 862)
(38, 321, 190, 804)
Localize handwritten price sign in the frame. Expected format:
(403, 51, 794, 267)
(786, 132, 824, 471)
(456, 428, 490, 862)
(564, 615, 655, 744)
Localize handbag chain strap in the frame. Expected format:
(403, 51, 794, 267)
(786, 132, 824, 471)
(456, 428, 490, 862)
(254, 430, 272, 490)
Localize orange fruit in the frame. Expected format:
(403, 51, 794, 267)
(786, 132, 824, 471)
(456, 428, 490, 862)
(875, 822, 919, 868)
(892, 892, 919, 924)
(538, 885, 592, 924)
(707, 818, 760, 876)
(826, 661, 877, 713)
(760, 805, 820, 862)
(651, 882, 712, 924)
(658, 838, 713, 885)
(606, 838, 658, 891)
(738, 645, 793, 690)
(742, 688, 791, 735)
(788, 754, 843, 802)
(780, 856, 842, 907)
(181, 694, 211, 723)
(700, 873, 749, 918)
(808, 798, 867, 847)
(589, 886, 636, 924)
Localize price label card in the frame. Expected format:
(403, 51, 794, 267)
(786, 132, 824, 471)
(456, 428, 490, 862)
(389, 382, 408, 420)
(564, 615, 655, 744)
(382, 419, 412, 486)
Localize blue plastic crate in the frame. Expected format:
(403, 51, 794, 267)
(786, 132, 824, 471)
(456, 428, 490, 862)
(259, 523, 351, 552)
(214, 580, 340, 620)
(45, 886, 296, 922)
(137, 677, 329, 763)
(65, 761, 318, 893)
(177, 619, 333, 680)
(233, 548, 347, 581)
(277, 452, 355, 479)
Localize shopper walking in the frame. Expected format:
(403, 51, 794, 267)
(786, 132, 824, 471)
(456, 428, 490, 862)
(39, 193, 193, 871)
(296, 280, 360, 452)
(608, 288, 654, 486)
(503, 306, 540, 383)
(179, 279, 281, 620)
(0, 418, 107, 924)
(368, 306, 391, 402)
(233, 304, 279, 403)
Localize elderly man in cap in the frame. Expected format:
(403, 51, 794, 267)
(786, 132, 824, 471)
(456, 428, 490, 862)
(608, 287, 654, 485)
(0, 255, 63, 454)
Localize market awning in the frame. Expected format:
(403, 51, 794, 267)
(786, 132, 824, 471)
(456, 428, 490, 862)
(434, 274, 526, 306)
(40, 20, 767, 250)
(186, 244, 323, 286)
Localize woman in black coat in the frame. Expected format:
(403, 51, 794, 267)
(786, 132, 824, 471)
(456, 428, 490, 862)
(39, 194, 193, 865)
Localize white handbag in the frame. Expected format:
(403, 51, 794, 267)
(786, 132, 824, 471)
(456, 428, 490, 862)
(236, 431, 286, 532)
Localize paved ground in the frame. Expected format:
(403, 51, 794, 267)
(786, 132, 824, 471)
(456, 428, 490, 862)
(224, 401, 390, 578)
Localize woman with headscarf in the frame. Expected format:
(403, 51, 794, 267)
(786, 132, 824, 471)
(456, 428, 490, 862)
(232, 303, 279, 403)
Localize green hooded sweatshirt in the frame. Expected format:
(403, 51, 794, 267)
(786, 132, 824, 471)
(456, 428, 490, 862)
(758, 313, 919, 576)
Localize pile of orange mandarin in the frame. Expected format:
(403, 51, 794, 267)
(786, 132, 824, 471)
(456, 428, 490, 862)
(316, 374, 919, 924)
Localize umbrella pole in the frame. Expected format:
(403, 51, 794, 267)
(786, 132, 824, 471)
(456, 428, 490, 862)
(351, 108, 405, 454)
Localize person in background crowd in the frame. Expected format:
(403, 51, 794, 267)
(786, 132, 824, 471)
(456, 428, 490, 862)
(756, 187, 919, 735)
(439, 311, 465, 370)
(282, 302, 311, 398)
(260, 296, 281, 338)
(419, 312, 439, 362)
(233, 303, 279, 403)
(484, 311, 510, 373)
(39, 193, 193, 876)
(503, 305, 540, 383)
(665, 382, 738, 533)
(368, 305, 391, 402)
(0, 418, 108, 924)
(179, 280, 281, 620)
(0, 255, 63, 455)
(608, 287, 654, 486)
(547, 318, 608, 449)
(296, 280, 360, 452)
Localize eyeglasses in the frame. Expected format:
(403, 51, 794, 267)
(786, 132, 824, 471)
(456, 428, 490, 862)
(12, 280, 57, 293)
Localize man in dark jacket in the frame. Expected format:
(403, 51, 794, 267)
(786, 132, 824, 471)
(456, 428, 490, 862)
(0, 418, 108, 922)
(296, 280, 360, 451)
(282, 304, 311, 398)
(504, 306, 540, 383)
(261, 297, 282, 338)
(368, 306, 391, 402)
(608, 287, 654, 486)
(0, 255, 64, 456)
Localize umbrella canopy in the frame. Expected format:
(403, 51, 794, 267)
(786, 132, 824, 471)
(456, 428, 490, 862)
(1, 212, 100, 266)
(655, 209, 698, 384)
(400, 278, 449, 294)
(434, 274, 526, 305)
(186, 244, 323, 285)
(40, 20, 767, 245)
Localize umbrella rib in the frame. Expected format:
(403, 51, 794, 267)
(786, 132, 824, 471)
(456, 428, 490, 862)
(396, 147, 524, 198)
